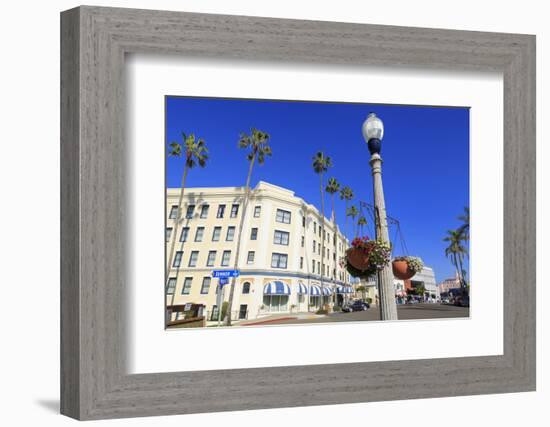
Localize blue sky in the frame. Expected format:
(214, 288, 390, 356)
(166, 96, 469, 283)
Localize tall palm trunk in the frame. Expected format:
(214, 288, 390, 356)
(225, 155, 256, 326)
(457, 253, 467, 295)
(319, 173, 325, 308)
(331, 193, 338, 303)
(166, 164, 189, 283)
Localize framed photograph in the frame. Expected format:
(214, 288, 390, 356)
(61, 6, 535, 420)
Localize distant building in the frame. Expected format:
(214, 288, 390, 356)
(406, 267, 439, 301)
(365, 266, 439, 304)
(438, 273, 462, 297)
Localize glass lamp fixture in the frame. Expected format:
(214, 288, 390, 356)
(362, 112, 384, 154)
(362, 112, 384, 141)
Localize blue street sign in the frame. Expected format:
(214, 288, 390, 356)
(219, 277, 229, 286)
(212, 269, 240, 278)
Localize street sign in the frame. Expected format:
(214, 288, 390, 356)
(218, 277, 229, 286)
(212, 269, 240, 278)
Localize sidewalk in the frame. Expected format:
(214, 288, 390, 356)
(236, 312, 326, 326)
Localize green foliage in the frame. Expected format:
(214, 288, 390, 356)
(326, 177, 340, 195)
(238, 128, 272, 165)
(339, 186, 354, 202)
(312, 151, 333, 174)
(221, 301, 229, 321)
(168, 132, 209, 169)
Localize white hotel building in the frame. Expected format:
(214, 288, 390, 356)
(165, 181, 353, 321)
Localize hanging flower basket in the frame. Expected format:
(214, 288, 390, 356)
(345, 237, 391, 278)
(392, 256, 424, 280)
(346, 247, 370, 270)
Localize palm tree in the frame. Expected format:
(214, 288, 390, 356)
(339, 186, 354, 226)
(313, 151, 333, 309)
(458, 206, 470, 255)
(225, 128, 272, 326)
(346, 205, 359, 236)
(326, 177, 340, 282)
(166, 133, 208, 286)
(357, 216, 368, 236)
(443, 229, 468, 295)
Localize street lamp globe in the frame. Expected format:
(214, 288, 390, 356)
(362, 112, 384, 154)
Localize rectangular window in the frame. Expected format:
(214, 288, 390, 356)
(216, 204, 226, 218)
(195, 226, 204, 242)
(271, 253, 288, 269)
(166, 278, 177, 295)
(254, 206, 261, 218)
(275, 209, 291, 224)
(327, 249, 330, 259)
(179, 227, 189, 242)
(318, 261, 321, 274)
(200, 204, 209, 219)
(319, 227, 322, 237)
(186, 204, 195, 219)
(230, 204, 239, 218)
(166, 227, 172, 242)
(250, 227, 258, 240)
(300, 257, 304, 269)
(273, 230, 290, 245)
(301, 236, 305, 247)
(314, 222, 317, 233)
(206, 250, 216, 267)
(318, 243, 321, 254)
(173, 251, 183, 268)
(181, 277, 193, 295)
(302, 215, 306, 227)
(221, 250, 231, 266)
(226, 226, 235, 241)
(212, 226, 221, 241)
(313, 240, 316, 253)
(312, 259, 315, 273)
(169, 205, 178, 219)
(247, 251, 255, 264)
(200, 277, 211, 294)
(188, 251, 199, 267)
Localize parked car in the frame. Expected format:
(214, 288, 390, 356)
(453, 296, 470, 307)
(342, 300, 370, 312)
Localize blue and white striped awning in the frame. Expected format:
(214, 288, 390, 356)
(336, 285, 353, 294)
(264, 281, 291, 295)
(309, 285, 322, 296)
(347, 286, 354, 293)
(322, 287, 333, 296)
(297, 282, 308, 295)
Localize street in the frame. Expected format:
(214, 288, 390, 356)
(240, 303, 469, 326)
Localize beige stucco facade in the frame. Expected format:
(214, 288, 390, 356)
(165, 181, 354, 322)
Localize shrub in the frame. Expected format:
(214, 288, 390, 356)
(221, 301, 229, 321)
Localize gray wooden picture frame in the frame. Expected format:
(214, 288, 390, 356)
(60, 5, 536, 421)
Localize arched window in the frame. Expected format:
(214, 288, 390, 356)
(242, 282, 251, 294)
